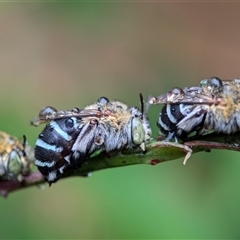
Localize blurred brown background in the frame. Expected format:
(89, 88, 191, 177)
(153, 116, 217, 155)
(1, 2, 240, 239)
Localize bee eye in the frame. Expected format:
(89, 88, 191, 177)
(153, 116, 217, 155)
(39, 106, 57, 119)
(8, 151, 22, 176)
(97, 97, 109, 106)
(131, 118, 145, 145)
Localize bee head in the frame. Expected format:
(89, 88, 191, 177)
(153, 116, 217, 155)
(130, 101, 152, 151)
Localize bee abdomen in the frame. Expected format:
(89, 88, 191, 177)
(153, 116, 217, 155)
(35, 117, 81, 183)
(158, 104, 188, 139)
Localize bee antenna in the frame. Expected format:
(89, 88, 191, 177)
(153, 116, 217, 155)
(22, 135, 27, 156)
(22, 135, 27, 148)
(139, 93, 144, 119)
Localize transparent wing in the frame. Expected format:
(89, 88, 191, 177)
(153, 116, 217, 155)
(149, 86, 215, 105)
(30, 106, 106, 127)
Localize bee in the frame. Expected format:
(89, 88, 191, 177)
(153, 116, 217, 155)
(0, 131, 31, 181)
(149, 77, 240, 140)
(31, 96, 152, 184)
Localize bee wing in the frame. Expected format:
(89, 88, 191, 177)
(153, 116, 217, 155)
(30, 108, 104, 127)
(149, 86, 215, 105)
(176, 105, 208, 132)
(149, 87, 184, 104)
(71, 120, 103, 165)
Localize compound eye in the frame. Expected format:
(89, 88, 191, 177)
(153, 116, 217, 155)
(8, 151, 22, 176)
(166, 87, 184, 102)
(97, 97, 109, 106)
(39, 106, 57, 119)
(131, 118, 145, 145)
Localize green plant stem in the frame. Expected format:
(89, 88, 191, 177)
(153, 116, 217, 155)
(2, 132, 240, 197)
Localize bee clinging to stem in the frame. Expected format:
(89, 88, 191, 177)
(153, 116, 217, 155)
(149, 77, 240, 141)
(31, 95, 151, 184)
(0, 131, 32, 181)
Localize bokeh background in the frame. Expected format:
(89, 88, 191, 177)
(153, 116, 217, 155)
(1, 2, 240, 239)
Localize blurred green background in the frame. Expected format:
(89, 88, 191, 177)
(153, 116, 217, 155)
(1, 2, 240, 239)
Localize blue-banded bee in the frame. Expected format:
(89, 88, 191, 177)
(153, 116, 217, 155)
(0, 131, 31, 181)
(31, 96, 152, 184)
(149, 77, 240, 140)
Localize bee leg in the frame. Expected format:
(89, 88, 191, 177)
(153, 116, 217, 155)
(154, 142, 193, 165)
(164, 132, 176, 142)
(71, 152, 88, 169)
(182, 146, 193, 165)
